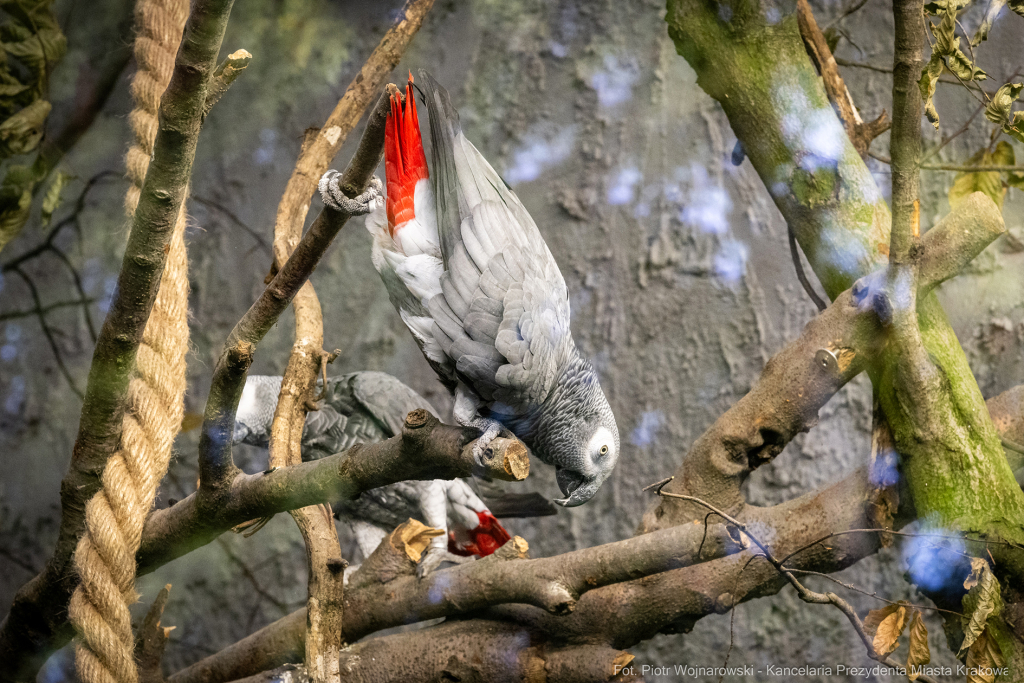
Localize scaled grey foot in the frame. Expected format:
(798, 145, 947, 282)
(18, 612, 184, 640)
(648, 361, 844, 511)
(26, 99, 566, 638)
(464, 415, 505, 468)
(318, 171, 383, 215)
(417, 541, 473, 578)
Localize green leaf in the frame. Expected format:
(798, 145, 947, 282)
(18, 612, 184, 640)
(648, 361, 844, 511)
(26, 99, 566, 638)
(986, 83, 1023, 125)
(991, 140, 1015, 166)
(0, 98, 50, 156)
(949, 149, 1006, 209)
(39, 169, 71, 226)
(924, 0, 969, 14)
(1006, 112, 1024, 144)
(960, 561, 1002, 655)
(945, 47, 987, 81)
(919, 53, 945, 128)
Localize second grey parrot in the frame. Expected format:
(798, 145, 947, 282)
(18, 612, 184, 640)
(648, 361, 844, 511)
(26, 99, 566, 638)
(319, 72, 621, 507)
(233, 372, 554, 575)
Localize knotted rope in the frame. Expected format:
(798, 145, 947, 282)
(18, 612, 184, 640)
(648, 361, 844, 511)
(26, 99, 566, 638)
(69, 1, 191, 681)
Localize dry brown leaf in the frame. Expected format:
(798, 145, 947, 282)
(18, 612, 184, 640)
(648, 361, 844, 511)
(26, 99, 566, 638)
(906, 609, 930, 680)
(610, 652, 635, 678)
(395, 518, 444, 562)
(863, 604, 899, 636)
(960, 565, 1001, 655)
(965, 628, 1006, 683)
(863, 602, 909, 656)
(964, 556, 989, 590)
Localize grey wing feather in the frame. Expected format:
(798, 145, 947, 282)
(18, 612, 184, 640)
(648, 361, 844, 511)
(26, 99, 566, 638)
(419, 70, 573, 414)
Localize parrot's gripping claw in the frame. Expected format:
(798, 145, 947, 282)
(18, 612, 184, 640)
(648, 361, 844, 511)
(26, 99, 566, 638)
(467, 416, 504, 469)
(318, 170, 384, 216)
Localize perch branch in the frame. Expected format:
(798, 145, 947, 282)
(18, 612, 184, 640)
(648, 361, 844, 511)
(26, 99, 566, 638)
(642, 191, 1003, 529)
(271, 0, 435, 268)
(141, 411, 528, 572)
(262, 4, 436, 673)
(168, 517, 746, 683)
(184, 470, 885, 683)
(196, 86, 394, 489)
(264, 7, 433, 673)
(0, 0, 232, 676)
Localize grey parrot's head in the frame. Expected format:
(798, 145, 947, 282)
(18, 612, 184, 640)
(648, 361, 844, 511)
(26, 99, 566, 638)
(232, 375, 282, 447)
(543, 386, 620, 508)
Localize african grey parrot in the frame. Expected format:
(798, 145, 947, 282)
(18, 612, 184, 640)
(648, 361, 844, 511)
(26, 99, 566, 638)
(233, 372, 553, 575)
(318, 71, 620, 507)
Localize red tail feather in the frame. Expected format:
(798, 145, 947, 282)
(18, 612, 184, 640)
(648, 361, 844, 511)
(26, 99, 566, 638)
(384, 75, 429, 236)
(448, 511, 512, 557)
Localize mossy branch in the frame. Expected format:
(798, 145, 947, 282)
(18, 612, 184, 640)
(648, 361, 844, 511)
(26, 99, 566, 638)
(0, 2, 235, 679)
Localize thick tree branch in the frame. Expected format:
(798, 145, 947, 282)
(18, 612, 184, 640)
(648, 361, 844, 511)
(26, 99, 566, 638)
(264, 5, 434, 674)
(642, 192, 1004, 528)
(169, 518, 746, 683)
(196, 85, 395, 489)
(0, 1, 235, 679)
(888, 0, 924, 268)
(141, 411, 527, 571)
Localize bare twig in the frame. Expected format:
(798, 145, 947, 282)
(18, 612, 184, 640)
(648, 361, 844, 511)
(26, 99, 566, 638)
(9, 266, 84, 398)
(215, 537, 291, 615)
(136, 584, 174, 683)
(263, 4, 438, 674)
(202, 49, 252, 118)
(870, 151, 1024, 171)
(787, 224, 829, 310)
(196, 85, 395, 490)
(835, 56, 995, 94)
(797, 0, 890, 157)
(649, 484, 940, 683)
(191, 195, 272, 255)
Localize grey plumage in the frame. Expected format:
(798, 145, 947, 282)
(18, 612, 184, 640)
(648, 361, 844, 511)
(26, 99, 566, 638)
(381, 72, 620, 506)
(233, 372, 552, 572)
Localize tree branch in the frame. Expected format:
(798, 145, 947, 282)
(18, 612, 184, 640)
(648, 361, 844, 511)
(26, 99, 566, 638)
(141, 411, 528, 573)
(271, 0, 435, 269)
(168, 518, 746, 683)
(642, 191, 1004, 529)
(796, 0, 890, 157)
(196, 85, 395, 489)
(0, 1, 235, 678)
(264, 5, 435, 675)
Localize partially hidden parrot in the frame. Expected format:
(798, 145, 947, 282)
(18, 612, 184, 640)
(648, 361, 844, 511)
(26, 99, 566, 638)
(318, 71, 620, 507)
(233, 372, 555, 575)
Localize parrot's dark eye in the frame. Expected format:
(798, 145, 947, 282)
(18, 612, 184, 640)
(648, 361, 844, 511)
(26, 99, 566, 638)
(600, 445, 609, 456)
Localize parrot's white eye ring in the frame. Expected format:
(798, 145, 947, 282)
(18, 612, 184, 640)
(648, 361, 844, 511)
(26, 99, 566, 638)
(600, 445, 609, 456)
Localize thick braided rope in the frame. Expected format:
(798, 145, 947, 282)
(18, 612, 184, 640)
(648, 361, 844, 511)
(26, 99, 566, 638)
(68, 1, 191, 682)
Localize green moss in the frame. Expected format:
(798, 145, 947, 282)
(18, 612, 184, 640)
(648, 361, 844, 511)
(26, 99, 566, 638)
(666, 0, 1024, 586)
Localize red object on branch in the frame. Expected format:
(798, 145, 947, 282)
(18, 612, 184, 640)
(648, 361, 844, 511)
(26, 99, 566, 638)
(449, 511, 512, 557)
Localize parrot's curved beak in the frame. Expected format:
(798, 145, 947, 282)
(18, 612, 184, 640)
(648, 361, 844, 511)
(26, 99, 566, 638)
(554, 469, 599, 507)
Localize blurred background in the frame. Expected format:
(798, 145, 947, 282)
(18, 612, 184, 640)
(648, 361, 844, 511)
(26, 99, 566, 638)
(0, 0, 1021, 680)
